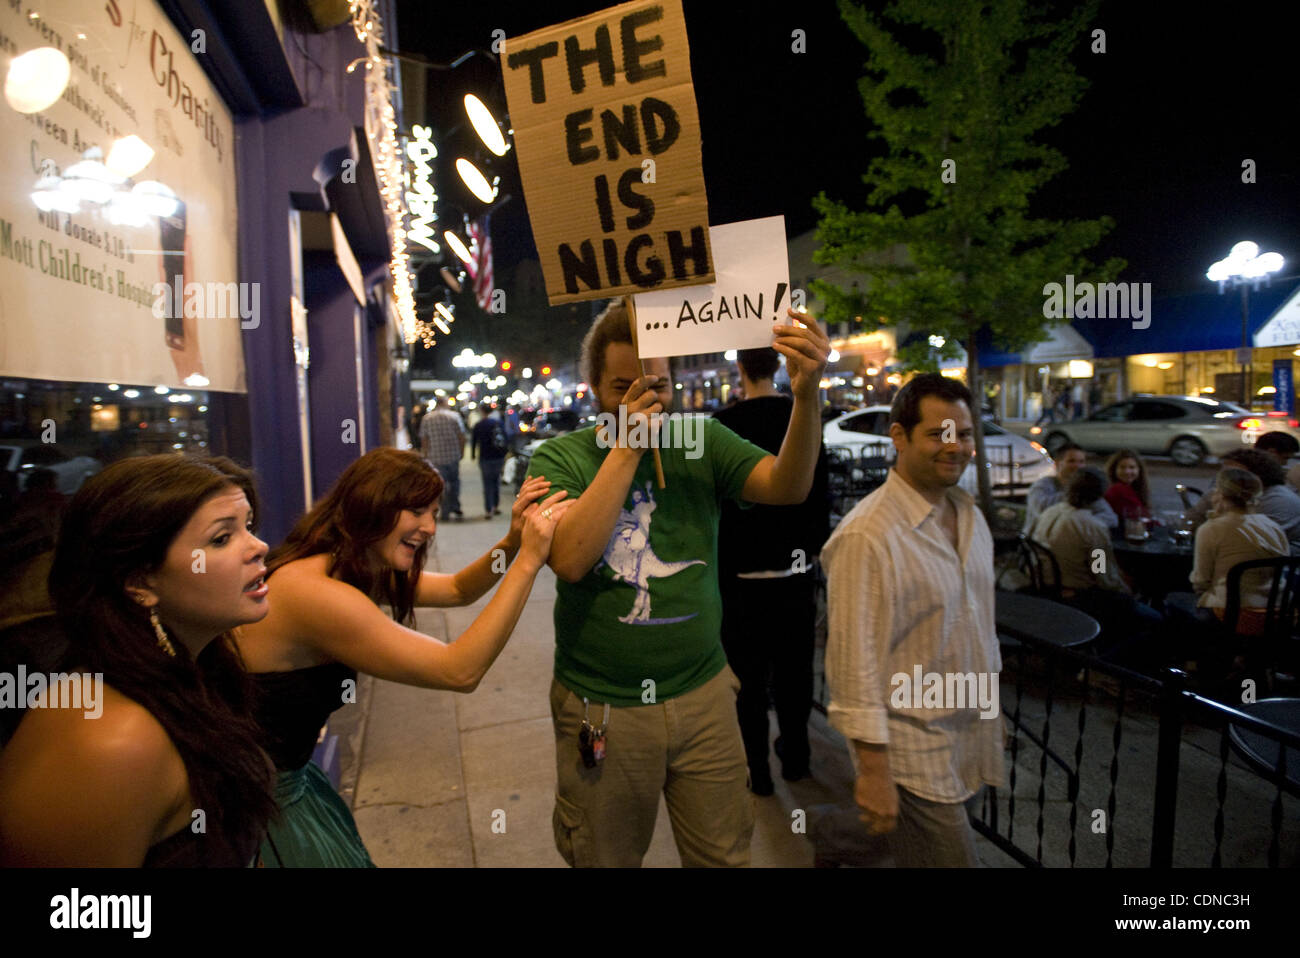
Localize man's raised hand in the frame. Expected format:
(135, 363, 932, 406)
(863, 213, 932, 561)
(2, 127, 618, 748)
(772, 309, 830, 401)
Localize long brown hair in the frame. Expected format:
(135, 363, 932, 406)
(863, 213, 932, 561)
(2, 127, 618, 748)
(1106, 448, 1151, 509)
(47, 455, 276, 863)
(267, 449, 444, 625)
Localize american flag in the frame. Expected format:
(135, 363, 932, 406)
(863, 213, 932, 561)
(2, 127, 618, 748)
(466, 217, 494, 311)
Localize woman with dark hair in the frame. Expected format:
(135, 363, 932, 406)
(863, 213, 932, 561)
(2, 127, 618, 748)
(0, 456, 277, 866)
(1104, 448, 1153, 522)
(235, 448, 571, 866)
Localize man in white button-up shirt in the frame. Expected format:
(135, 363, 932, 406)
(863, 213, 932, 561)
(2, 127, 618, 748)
(823, 373, 1005, 866)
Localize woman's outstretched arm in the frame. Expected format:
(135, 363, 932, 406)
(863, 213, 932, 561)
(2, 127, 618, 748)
(415, 475, 559, 607)
(288, 492, 574, 692)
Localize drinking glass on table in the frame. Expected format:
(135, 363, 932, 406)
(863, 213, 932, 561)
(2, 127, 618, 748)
(1124, 510, 1149, 544)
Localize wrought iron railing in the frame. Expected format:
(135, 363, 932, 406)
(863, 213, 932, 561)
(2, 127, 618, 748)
(812, 584, 1300, 867)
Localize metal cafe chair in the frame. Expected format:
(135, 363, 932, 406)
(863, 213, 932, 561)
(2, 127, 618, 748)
(997, 534, 1064, 601)
(1222, 556, 1300, 690)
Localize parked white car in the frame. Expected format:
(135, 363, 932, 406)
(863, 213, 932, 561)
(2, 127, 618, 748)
(823, 406, 1053, 497)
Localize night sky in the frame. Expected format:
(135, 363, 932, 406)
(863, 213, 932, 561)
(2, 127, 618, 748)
(395, 0, 1300, 302)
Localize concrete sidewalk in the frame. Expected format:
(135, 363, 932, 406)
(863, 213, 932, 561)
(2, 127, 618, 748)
(333, 450, 867, 867)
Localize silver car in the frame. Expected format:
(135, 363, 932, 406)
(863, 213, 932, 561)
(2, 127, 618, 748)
(823, 406, 1054, 497)
(1038, 395, 1300, 467)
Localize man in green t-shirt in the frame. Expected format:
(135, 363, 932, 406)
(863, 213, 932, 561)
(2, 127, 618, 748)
(527, 299, 829, 867)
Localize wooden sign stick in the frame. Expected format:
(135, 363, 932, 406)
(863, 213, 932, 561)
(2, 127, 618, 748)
(624, 295, 666, 489)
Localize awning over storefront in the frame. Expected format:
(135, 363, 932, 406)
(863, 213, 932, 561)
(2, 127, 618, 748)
(978, 321, 1094, 367)
(1254, 284, 1300, 347)
(1076, 283, 1294, 357)
(977, 281, 1299, 364)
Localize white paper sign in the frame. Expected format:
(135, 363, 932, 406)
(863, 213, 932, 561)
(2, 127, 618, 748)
(632, 216, 789, 359)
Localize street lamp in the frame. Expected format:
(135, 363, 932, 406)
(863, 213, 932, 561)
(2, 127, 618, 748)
(1207, 241, 1285, 406)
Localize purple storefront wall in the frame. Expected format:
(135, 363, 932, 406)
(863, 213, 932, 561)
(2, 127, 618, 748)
(218, 13, 392, 545)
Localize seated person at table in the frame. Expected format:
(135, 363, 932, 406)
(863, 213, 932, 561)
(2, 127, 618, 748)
(1176, 468, 1288, 616)
(1186, 449, 1300, 554)
(1255, 430, 1299, 470)
(1287, 462, 1300, 498)
(1022, 442, 1117, 533)
(1165, 468, 1289, 671)
(1103, 449, 1153, 524)
(1029, 467, 1162, 663)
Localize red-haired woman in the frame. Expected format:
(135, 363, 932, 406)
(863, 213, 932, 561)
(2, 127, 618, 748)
(0, 456, 277, 866)
(234, 448, 570, 866)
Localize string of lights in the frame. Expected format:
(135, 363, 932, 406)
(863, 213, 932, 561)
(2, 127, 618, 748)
(348, 1, 448, 347)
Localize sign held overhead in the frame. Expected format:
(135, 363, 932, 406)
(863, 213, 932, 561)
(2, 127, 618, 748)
(501, 0, 714, 305)
(633, 216, 789, 359)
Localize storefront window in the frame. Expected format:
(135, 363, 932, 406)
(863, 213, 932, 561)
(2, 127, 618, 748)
(0, 377, 245, 502)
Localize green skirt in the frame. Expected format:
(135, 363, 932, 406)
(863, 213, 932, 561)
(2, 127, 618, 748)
(260, 762, 376, 868)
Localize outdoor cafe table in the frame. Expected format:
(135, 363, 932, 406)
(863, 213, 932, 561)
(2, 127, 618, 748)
(1228, 697, 1300, 798)
(1111, 526, 1194, 603)
(995, 590, 1100, 649)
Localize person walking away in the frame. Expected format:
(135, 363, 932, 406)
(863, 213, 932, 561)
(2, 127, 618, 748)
(713, 348, 830, 795)
(420, 396, 466, 520)
(471, 406, 509, 519)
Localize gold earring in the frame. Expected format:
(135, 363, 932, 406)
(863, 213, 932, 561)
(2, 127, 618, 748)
(150, 607, 177, 657)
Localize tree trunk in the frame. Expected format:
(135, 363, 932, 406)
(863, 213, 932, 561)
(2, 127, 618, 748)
(967, 334, 994, 519)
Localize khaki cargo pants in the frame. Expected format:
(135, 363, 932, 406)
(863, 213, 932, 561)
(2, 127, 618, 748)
(549, 665, 754, 867)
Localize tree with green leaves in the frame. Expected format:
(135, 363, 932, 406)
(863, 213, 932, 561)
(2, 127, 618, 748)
(813, 0, 1124, 515)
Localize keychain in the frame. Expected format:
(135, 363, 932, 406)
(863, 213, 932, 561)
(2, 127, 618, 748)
(579, 698, 610, 768)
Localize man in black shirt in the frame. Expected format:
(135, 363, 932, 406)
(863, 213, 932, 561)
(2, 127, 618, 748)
(470, 406, 509, 519)
(713, 348, 830, 795)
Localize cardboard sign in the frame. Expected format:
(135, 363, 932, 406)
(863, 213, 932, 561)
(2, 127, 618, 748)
(501, 0, 714, 305)
(632, 216, 789, 359)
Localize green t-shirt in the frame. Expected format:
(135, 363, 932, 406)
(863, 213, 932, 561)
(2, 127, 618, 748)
(527, 416, 769, 706)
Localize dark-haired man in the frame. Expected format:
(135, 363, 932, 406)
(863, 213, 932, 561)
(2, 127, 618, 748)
(1023, 442, 1117, 533)
(527, 302, 829, 867)
(1255, 430, 1300, 468)
(823, 373, 1003, 867)
(713, 348, 830, 795)
(1226, 448, 1300, 555)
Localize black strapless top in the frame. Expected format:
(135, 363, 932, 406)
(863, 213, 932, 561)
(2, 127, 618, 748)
(143, 825, 257, 867)
(248, 662, 357, 771)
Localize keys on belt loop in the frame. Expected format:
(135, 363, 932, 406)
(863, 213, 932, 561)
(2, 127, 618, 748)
(578, 698, 610, 768)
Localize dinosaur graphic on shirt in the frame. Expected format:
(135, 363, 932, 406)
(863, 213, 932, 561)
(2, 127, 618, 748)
(599, 482, 704, 624)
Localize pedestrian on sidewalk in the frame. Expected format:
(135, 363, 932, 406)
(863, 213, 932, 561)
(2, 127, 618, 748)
(712, 347, 830, 795)
(471, 406, 509, 519)
(823, 374, 1004, 867)
(421, 396, 465, 520)
(528, 300, 829, 867)
(235, 450, 572, 867)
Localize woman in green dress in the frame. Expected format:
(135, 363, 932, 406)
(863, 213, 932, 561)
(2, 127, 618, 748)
(234, 448, 569, 866)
